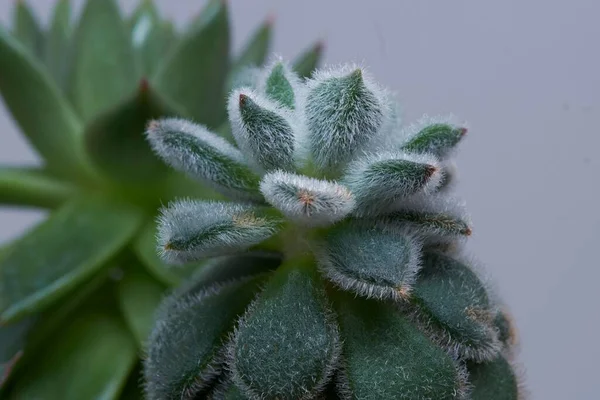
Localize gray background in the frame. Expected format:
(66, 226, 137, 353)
(1, 1, 598, 399)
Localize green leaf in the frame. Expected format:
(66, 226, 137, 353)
(0, 318, 35, 389)
(232, 18, 272, 71)
(231, 262, 340, 399)
(385, 210, 472, 237)
(144, 276, 266, 400)
(0, 26, 87, 178)
(83, 81, 183, 183)
(44, 0, 72, 90)
(69, 0, 138, 121)
(119, 365, 144, 400)
(208, 378, 247, 400)
(0, 166, 78, 208)
(128, 0, 159, 30)
(264, 62, 296, 109)
(293, 41, 324, 79)
(117, 264, 166, 346)
(12, 0, 43, 58)
(0, 197, 143, 323)
(153, 0, 229, 128)
(333, 292, 467, 400)
(7, 309, 137, 400)
(402, 122, 467, 159)
(467, 357, 521, 400)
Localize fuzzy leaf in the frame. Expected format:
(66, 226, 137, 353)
(0, 198, 143, 323)
(44, 0, 71, 90)
(306, 67, 385, 173)
(0, 166, 77, 208)
(230, 18, 272, 80)
(263, 61, 297, 109)
(84, 81, 183, 183)
(344, 152, 442, 215)
(411, 252, 500, 361)
(260, 171, 355, 227)
(117, 265, 166, 346)
(157, 200, 280, 264)
(467, 357, 520, 400)
(69, 0, 138, 121)
(230, 263, 340, 399)
(0, 26, 86, 177)
(333, 293, 467, 400)
(386, 210, 472, 237)
(146, 118, 261, 200)
(153, 0, 229, 127)
(144, 276, 265, 400)
(494, 310, 518, 351)
(228, 90, 296, 172)
(318, 224, 421, 300)
(7, 310, 137, 400)
(208, 378, 247, 400)
(12, 1, 43, 58)
(402, 122, 467, 159)
(293, 41, 323, 79)
(119, 365, 144, 400)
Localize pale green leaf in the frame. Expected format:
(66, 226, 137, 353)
(44, 0, 72, 90)
(12, 1, 43, 58)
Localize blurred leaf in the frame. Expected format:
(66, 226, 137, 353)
(292, 41, 324, 79)
(7, 308, 137, 400)
(153, 0, 229, 128)
(0, 318, 34, 390)
(83, 81, 184, 183)
(127, 0, 159, 30)
(0, 197, 144, 323)
(44, 0, 72, 90)
(0, 26, 88, 178)
(117, 264, 166, 346)
(12, 0, 43, 58)
(69, 0, 138, 121)
(119, 364, 144, 400)
(228, 18, 272, 87)
(0, 166, 78, 208)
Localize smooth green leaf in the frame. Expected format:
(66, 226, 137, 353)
(69, 0, 138, 121)
(231, 262, 340, 399)
(153, 0, 229, 128)
(0, 26, 87, 178)
(83, 81, 183, 183)
(0, 197, 143, 323)
(128, 0, 159, 31)
(293, 41, 324, 79)
(468, 357, 521, 400)
(12, 1, 43, 58)
(44, 0, 72, 90)
(8, 309, 137, 400)
(333, 292, 467, 399)
(0, 166, 78, 208)
(232, 18, 272, 71)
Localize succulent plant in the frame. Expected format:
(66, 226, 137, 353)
(0, 0, 322, 398)
(142, 58, 526, 399)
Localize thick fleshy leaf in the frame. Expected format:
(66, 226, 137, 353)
(44, 0, 71, 90)
(69, 0, 138, 121)
(318, 223, 421, 300)
(228, 90, 297, 172)
(0, 197, 143, 323)
(333, 293, 467, 400)
(84, 81, 183, 182)
(230, 263, 341, 399)
(260, 171, 355, 227)
(305, 67, 386, 174)
(7, 310, 137, 400)
(262, 61, 298, 109)
(0, 318, 35, 389)
(153, 0, 229, 127)
(157, 200, 280, 264)
(293, 41, 324, 79)
(208, 378, 247, 400)
(344, 152, 442, 215)
(117, 265, 166, 346)
(12, 1, 43, 58)
(144, 276, 265, 400)
(494, 309, 518, 352)
(401, 119, 467, 159)
(0, 26, 87, 177)
(411, 252, 500, 361)
(0, 166, 77, 208)
(146, 118, 262, 200)
(467, 357, 521, 400)
(229, 18, 272, 85)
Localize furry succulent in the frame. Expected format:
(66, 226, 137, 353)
(143, 59, 525, 399)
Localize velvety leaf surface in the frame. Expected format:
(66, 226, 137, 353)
(467, 357, 520, 400)
(44, 0, 71, 90)
(0, 197, 143, 323)
(0, 166, 78, 208)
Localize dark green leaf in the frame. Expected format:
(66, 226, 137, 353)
(153, 0, 229, 128)
(119, 364, 144, 400)
(385, 210, 472, 237)
(0, 166, 78, 208)
(467, 357, 521, 400)
(44, 0, 72, 90)
(401, 123, 467, 159)
(7, 309, 138, 400)
(12, 1, 43, 58)
(0, 197, 143, 323)
(334, 292, 467, 399)
(69, 0, 138, 121)
(0, 318, 35, 389)
(0, 26, 88, 178)
(293, 41, 324, 79)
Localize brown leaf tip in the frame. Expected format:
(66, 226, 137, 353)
(147, 119, 160, 131)
(459, 127, 468, 137)
(239, 93, 249, 106)
(266, 12, 276, 26)
(139, 78, 150, 93)
(425, 165, 439, 178)
(463, 226, 473, 236)
(396, 285, 412, 300)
